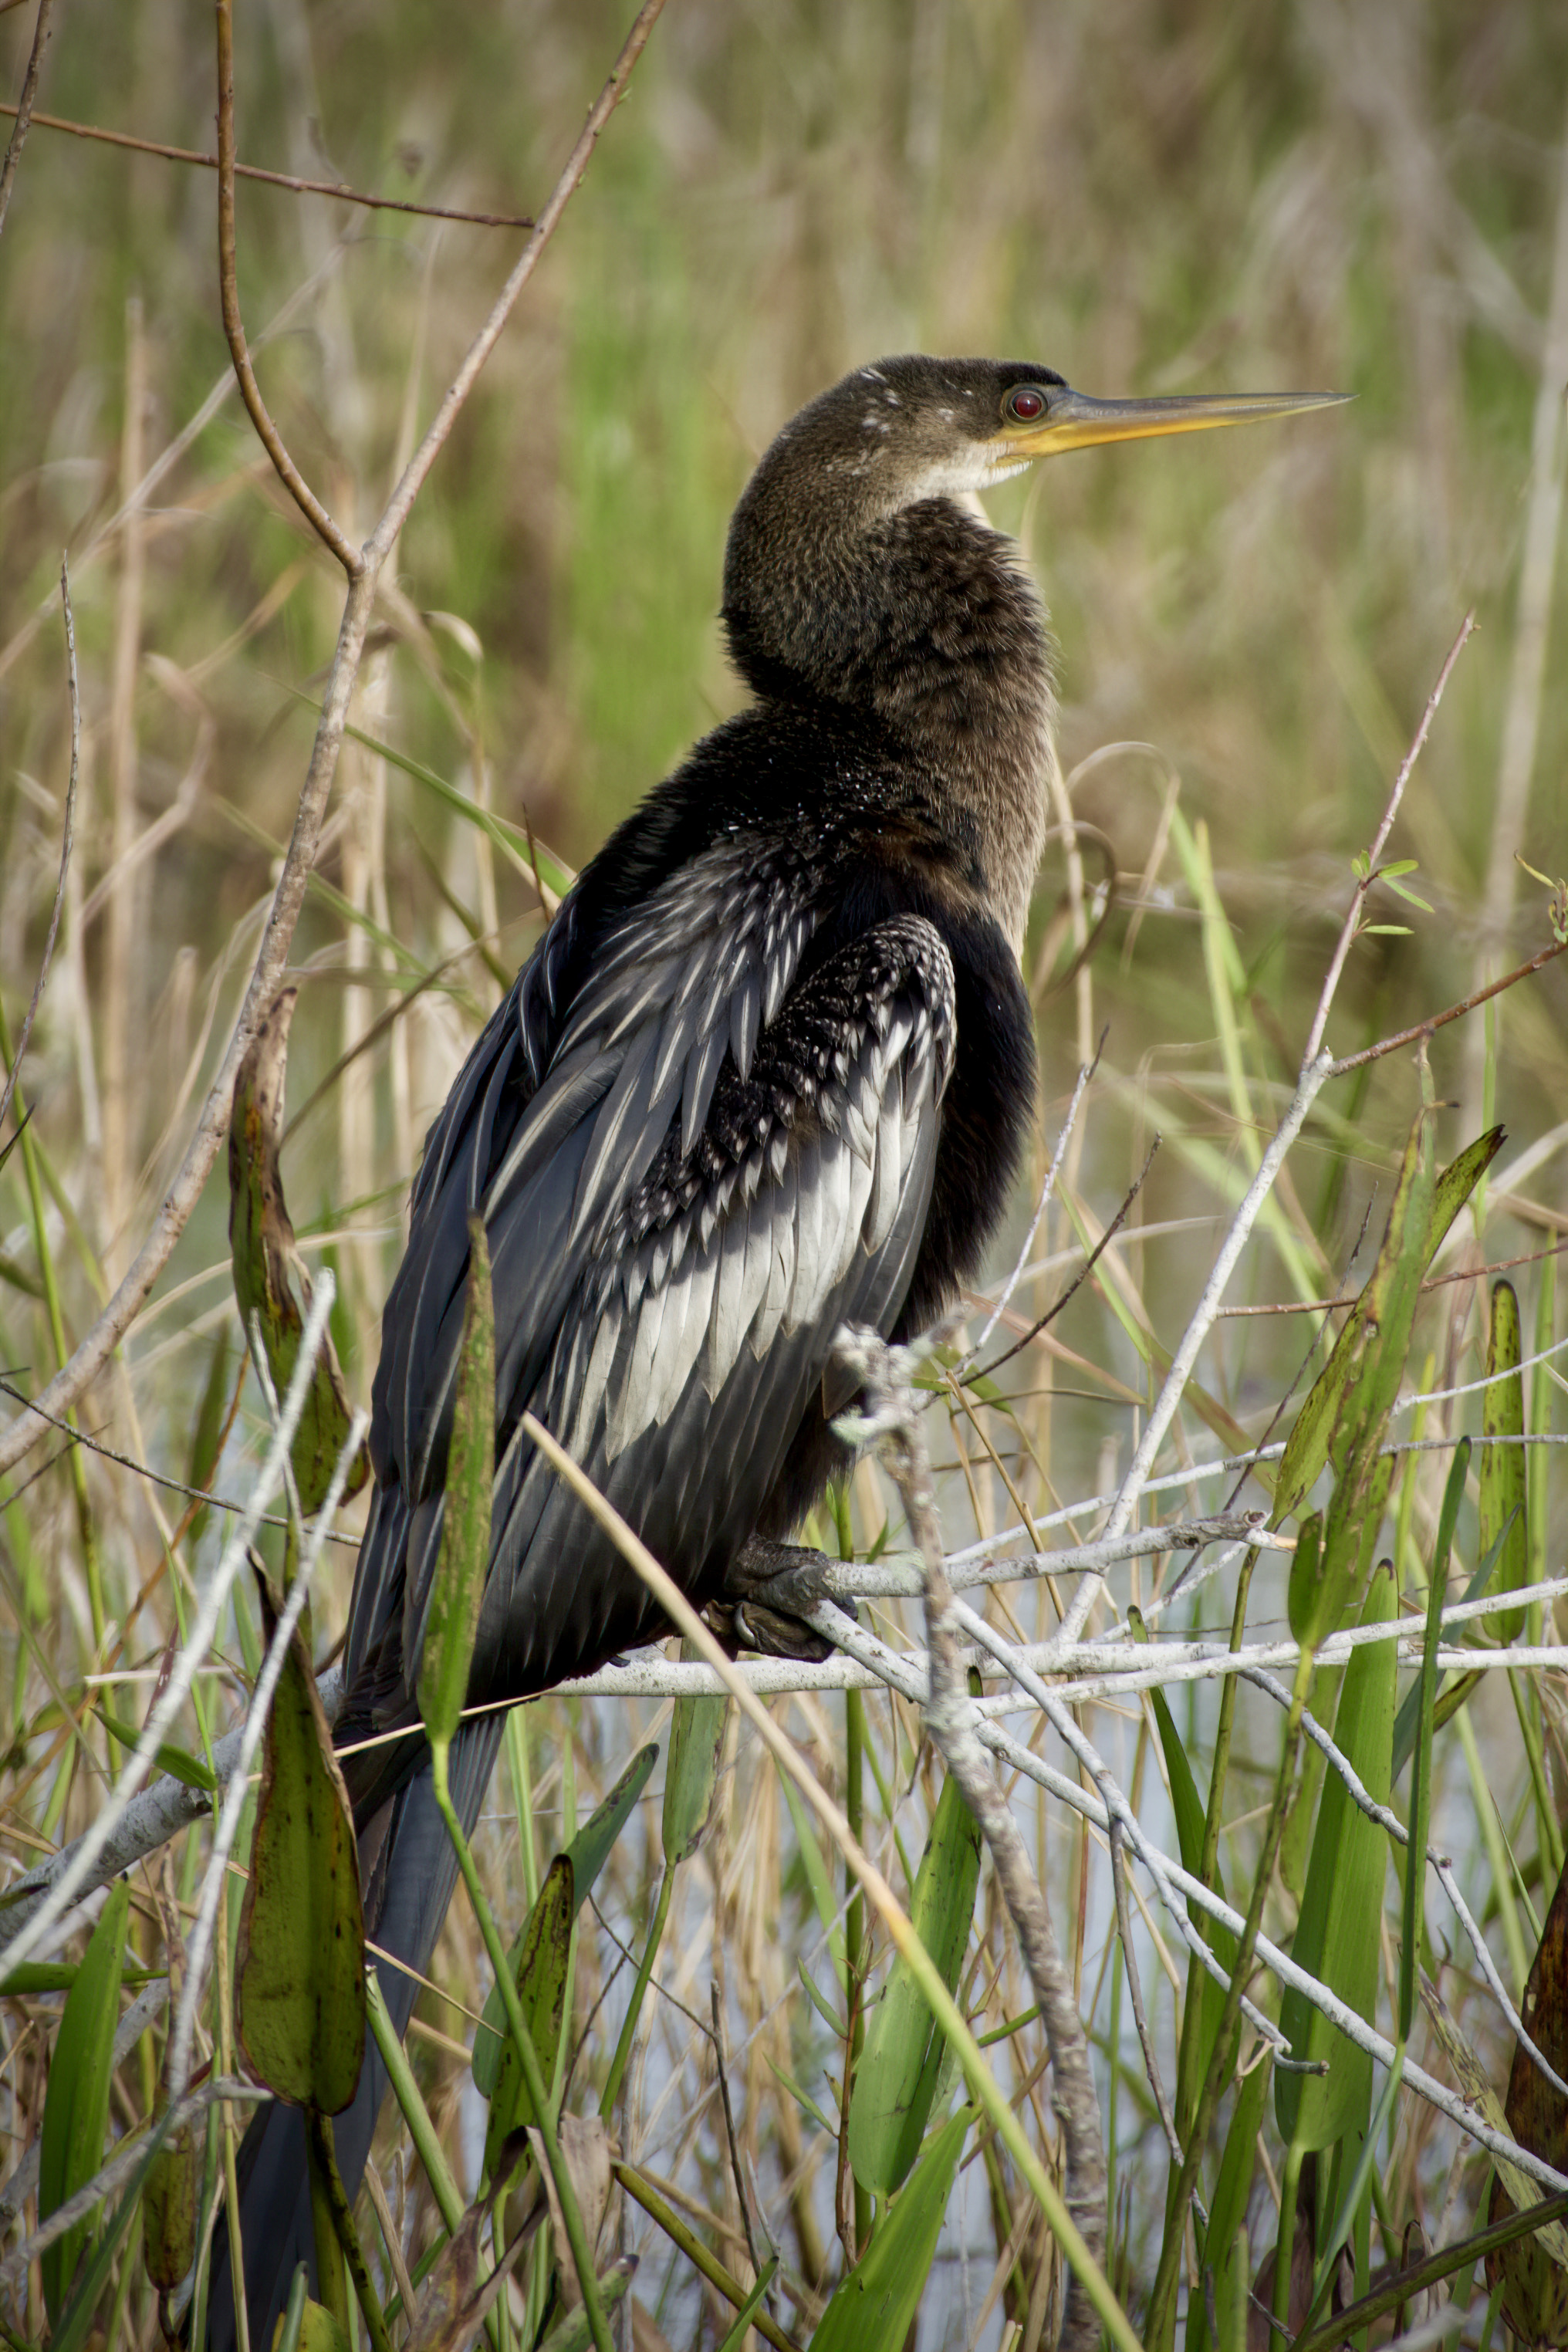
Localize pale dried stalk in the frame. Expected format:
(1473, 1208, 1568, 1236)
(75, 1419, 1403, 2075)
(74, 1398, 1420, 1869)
(0, 0, 669, 1483)
(100, 293, 147, 1280)
(834, 1327, 1107, 2352)
(517, 1405, 1140, 2352)
(813, 1591, 1568, 2201)
(0, 556, 79, 1141)
(1463, 88, 1568, 1130)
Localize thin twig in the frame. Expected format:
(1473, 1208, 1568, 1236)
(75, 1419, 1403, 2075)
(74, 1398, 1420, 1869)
(0, 2080, 269, 2291)
(975, 1133, 1160, 1384)
(1301, 612, 1476, 1068)
(1327, 935, 1568, 1077)
(1063, 1052, 1332, 1640)
(0, 557, 78, 1142)
(215, 0, 360, 573)
(0, 2, 667, 1485)
(955, 1033, 1103, 1372)
(710, 1984, 764, 2283)
(0, 0, 54, 238)
(1216, 1235, 1568, 1310)
(0, 101, 536, 226)
(0, 1374, 355, 1540)
(1107, 1820, 1184, 2167)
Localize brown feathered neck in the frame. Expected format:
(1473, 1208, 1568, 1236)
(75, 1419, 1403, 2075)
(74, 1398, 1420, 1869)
(721, 358, 1059, 955)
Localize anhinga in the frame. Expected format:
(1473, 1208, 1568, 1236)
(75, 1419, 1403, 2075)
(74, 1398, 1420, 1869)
(212, 356, 1337, 2343)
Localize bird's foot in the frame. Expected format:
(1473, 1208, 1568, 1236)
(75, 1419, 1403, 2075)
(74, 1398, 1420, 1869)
(708, 1538, 857, 1664)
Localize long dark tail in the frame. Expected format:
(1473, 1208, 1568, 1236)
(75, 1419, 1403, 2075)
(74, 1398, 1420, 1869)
(202, 1715, 505, 2351)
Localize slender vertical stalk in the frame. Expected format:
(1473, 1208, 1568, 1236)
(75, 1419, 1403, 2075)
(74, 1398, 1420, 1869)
(1146, 1649, 1314, 2352)
(600, 1863, 675, 2123)
(845, 1687, 872, 2255)
(101, 295, 147, 1283)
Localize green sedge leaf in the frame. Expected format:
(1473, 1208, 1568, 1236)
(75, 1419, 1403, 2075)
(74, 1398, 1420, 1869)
(1276, 1565, 1396, 2151)
(97, 1712, 218, 1792)
(39, 1879, 130, 2323)
(417, 1222, 495, 1752)
(848, 1767, 982, 2196)
(809, 2107, 971, 2350)
(1480, 1282, 1527, 1641)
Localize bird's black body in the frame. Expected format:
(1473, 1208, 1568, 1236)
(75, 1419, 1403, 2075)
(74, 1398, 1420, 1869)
(209, 353, 1330, 2346)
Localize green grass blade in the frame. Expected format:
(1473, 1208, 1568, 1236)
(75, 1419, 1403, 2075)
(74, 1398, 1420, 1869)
(1480, 1280, 1527, 1641)
(848, 1765, 982, 2197)
(809, 2105, 971, 2350)
(417, 1222, 495, 1752)
(1276, 1561, 1396, 2150)
(1399, 1440, 1466, 2039)
(38, 1877, 130, 2323)
(663, 1651, 728, 1864)
(1273, 1125, 1502, 1529)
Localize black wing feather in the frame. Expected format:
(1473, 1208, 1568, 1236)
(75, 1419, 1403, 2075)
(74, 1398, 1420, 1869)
(357, 893, 955, 1725)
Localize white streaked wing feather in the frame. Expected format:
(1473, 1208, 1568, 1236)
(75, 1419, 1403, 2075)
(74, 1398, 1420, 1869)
(702, 1201, 753, 1401)
(784, 1134, 826, 1333)
(607, 1255, 671, 1461)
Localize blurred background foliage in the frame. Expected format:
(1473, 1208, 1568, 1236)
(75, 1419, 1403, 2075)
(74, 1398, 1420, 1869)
(2, 0, 1567, 2344)
(2, 0, 1565, 1327)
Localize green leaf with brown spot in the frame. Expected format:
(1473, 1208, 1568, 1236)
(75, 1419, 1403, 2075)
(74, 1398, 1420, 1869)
(482, 1854, 574, 2175)
(142, 2116, 200, 2293)
(228, 989, 368, 1517)
(235, 1627, 366, 2114)
(472, 1745, 657, 2099)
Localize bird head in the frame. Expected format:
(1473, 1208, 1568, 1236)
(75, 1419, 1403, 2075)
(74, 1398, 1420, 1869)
(721, 353, 1345, 715)
(736, 353, 1345, 514)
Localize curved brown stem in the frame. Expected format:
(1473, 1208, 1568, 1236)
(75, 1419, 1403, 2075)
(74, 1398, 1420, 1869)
(0, 0, 670, 1485)
(214, 0, 361, 575)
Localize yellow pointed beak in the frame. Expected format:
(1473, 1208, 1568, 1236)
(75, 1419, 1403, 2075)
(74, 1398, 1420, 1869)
(1002, 384, 1350, 458)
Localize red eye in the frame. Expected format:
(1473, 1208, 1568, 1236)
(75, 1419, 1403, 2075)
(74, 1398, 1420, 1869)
(1005, 387, 1046, 421)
